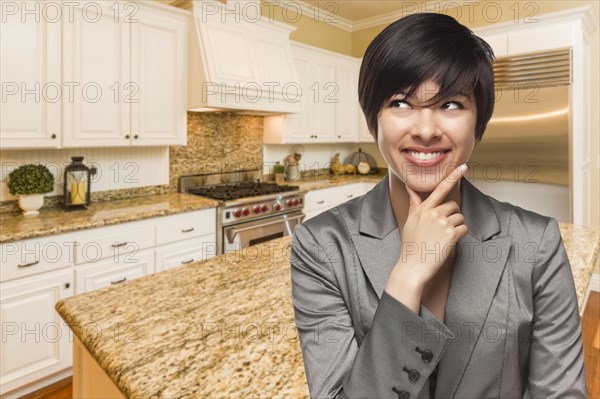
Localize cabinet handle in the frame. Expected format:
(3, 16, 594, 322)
(181, 228, 195, 233)
(316, 200, 325, 204)
(125, 134, 130, 139)
(110, 242, 128, 248)
(51, 133, 56, 139)
(347, 194, 353, 198)
(110, 277, 127, 285)
(181, 259, 194, 264)
(18, 260, 39, 268)
(65, 282, 71, 289)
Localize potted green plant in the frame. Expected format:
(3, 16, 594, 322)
(7, 164, 55, 216)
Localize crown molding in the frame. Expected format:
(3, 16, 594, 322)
(269, 0, 354, 31)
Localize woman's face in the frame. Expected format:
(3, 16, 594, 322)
(377, 78, 477, 194)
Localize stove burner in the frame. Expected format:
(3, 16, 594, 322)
(188, 182, 299, 201)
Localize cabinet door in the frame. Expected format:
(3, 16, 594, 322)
(335, 59, 359, 142)
(75, 249, 154, 294)
(0, 269, 73, 395)
(131, 6, 187, 146)
(282, 54, 313, 142)
(0, 0, 61, 149)
(311, 57, 336, 142)
(62, 1, 130, 147)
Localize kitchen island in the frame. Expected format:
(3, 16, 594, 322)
(56, 223, 599, 398)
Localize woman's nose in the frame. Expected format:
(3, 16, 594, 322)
(411, 109, 441, 141)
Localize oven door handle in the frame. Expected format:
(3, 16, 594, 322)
(225, 213, 305, 242)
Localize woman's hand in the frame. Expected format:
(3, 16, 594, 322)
(385, 164, 468, 311)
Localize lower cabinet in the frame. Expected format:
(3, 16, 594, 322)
(155, 236, 216, 273)
(304, 182, 377, 222)
(0, 268, 74, 396)
(75, 249, 155, 294)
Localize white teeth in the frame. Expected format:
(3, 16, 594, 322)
(408, 151, 446, 160)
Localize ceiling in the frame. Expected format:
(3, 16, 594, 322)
(298, 0, 417, 22)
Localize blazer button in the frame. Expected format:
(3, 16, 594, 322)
(415, 346, 433, 363)
(402, 366, 420, 382)
(392, 387, 410, 399)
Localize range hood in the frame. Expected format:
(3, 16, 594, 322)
(470, 48, 572, 186)
(177, 0, 302, 114)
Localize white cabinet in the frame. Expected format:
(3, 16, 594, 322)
(263, 42, 362, 144)
(1, 1, 188, 149)
(63, 1, 187, 147)
(0, 269, 73, 395)
(62, 0, 130, 147)
(131, 4, 187, 146)
(155, 238, 213, 272)
(0, 0, 61, 149)
(304, 183, 376, 221)
(75, 249, 154, 294)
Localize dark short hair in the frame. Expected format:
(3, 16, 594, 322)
(358, 13, 495, 143)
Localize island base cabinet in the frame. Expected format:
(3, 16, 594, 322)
(0, 268, 73, 396)
(73, 336, 125, 399)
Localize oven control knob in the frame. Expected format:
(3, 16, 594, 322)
(242, 208, 250, 216)
(292, 199, 299, 206)
(233, 209, 242, 218)
(253, 205, 261, 214)
(261, 204, 269, 212)
(274, 203, 282, 211)
(286, 199, 293, 207)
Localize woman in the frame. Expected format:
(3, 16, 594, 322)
(290, 12, 587, 399)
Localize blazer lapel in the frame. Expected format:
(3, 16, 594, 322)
(434, 178, 511, 398)
(352, 174, 401, 299)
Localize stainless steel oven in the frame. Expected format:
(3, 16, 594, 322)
(222, 210, 304, 253)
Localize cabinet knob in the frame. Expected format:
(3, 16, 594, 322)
(51, 133, 56, 139)
(338, 135, 341, 138)
(134, 134, 139, 139)
(65, 282, 70, 289)
(125, 134, 130, 139)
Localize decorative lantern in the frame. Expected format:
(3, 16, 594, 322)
(63, 156, 96, 210)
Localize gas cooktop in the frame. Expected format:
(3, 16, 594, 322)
(187, 182, 299, 201)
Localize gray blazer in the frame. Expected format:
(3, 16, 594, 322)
(290, 174, 587, 399)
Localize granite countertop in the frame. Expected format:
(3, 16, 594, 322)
(288, 170, 387, 191)
(56, 222, 599, 399)
(0, 193, 219, 243)
(57, 236, 308, 399)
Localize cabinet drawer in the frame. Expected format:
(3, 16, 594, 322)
(75, 249, 154, 294)
(1, 233, 77, 283)
(75, 224, 154, 265)
(155, 209, 216, 246)
(304, 184, 362, 212)
(155, 235, 216, 273)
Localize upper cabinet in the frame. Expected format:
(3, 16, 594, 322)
(1, 1, 188, 149)
(264, 42, 371, 144)
(187, 0, 301, 113)
(0, 0, 61, 148)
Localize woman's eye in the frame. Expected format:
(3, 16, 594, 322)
(442, 101, 463, 110)
(390, 99, 411, 109)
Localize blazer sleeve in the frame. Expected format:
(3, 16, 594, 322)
(525, 217, 587, 398)
(290, 223, 455, 399)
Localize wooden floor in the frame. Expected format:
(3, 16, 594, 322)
(23, 292, 600, 399)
